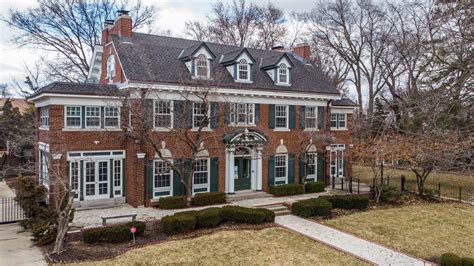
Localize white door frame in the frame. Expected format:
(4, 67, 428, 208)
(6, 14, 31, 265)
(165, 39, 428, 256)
(83, 160, 110, 200)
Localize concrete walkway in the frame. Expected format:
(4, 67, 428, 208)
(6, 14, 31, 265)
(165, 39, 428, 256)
(0, 223, 47, 266)
(276, 215, 427, 266)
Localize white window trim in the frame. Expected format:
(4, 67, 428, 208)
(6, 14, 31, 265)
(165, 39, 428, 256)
(229, 103, 255, 126)
(69, 161, 80, 199)
(64, 106, 82, 129)
(306, 153, 317, 181)
(192, 158, 210, 195)
(104, 106, 121, 129)
(330, 112, 347, 130)
(276, 63, 290, 86)
(274, 104, 289, 130)
(274, 154, 288, 184)
(194, 54, 210, 79)
(39, 106, 49, 130)
(85, 106, 101, 128)
(236, 59, 251, 82)
(153, 159, 174, 199)
(38, 142, 50, 189)
(153, 100, 174, 131)
(113, 159, 123, 197)
(192, 102, 211, 131)
(304, 106, 318, 131)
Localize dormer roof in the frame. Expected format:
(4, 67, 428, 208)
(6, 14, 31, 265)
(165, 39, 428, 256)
(260, 53, 295, 70)
(220, 48, 256, 66)
(178, 42, 216, 61)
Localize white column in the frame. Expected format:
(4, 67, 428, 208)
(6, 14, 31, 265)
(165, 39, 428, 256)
(251, 150, 256, 190)
(256, 147, 263, 191)
(228, 147, 235, 194)
(225, 148, 229, 193)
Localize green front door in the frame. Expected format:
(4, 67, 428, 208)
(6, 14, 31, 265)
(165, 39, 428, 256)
(234, 157, 251, 190)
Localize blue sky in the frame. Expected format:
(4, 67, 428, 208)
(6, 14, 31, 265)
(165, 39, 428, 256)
(0, 0, 315, 93)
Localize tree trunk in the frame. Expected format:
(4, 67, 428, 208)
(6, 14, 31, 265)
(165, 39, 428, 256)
(52, 191, 74, 254)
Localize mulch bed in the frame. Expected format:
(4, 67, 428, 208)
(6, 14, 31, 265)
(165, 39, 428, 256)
(45, 222, 275, 264)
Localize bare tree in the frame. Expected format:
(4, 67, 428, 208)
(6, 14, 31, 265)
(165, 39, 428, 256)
(3, 0, 158, 83)
(0, 84, 11, 97)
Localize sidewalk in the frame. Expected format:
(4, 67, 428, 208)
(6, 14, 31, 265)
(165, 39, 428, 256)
(276, 215, 427, 266)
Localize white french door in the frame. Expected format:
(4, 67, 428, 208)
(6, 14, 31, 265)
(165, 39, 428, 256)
(84, 160, 110, 200)
(330, 145, 345, 179)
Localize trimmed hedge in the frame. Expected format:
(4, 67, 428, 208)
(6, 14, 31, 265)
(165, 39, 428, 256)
(440, 253, 474, 266)
(161, 206, 274, 235)
(291, 198, 332, 218)
(161, 214, 197, 235)
(320, 195, 369, 210)
(269, 184, 304, 196)
(193, 192, 226, 206)
(305, 181, 326, 193)
(159, 196, 186, 209)
(83, 221, 145, 244)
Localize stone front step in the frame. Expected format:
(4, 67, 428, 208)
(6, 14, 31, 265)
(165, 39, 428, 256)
(227, 190, 272, 202)
(258, 203, 291, 216)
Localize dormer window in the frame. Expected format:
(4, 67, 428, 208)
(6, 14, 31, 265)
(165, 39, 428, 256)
(238, 59, 249, 80)
(196, 54, 208, 78)
(107, 55, 115, 81)
(278, 63, 288, 84)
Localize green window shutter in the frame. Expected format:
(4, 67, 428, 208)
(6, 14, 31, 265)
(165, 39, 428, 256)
(184, 159, 192, 192)
(268, 104, 275, 129)
(79, 160, 84, 201)
(81, 106, 86, 128)
(289, 105, 296, 129)
(101, 107, 105, 129)
(210, 102, 218, 129)
(173, 100, 184, 128)
(146, 160, 154, 200)
(299, 106, 306, 129)
(274, 68, 277, 83)
(233, 64, 237, 79)
(254, 104, 260, 125)
(210, 157, 219, 192)
(109, 159, 114, 198)
(299, 153, 305, 184)
(317, 155, 325, 182)
(268, 156, 275, 187)
(317, 106, 325, 130)
(145, 99, 154, 129)
(249, 64, 253, 81)
(173, 159, 183, 196)
(288, 154, 295, 184)
(288, 70, 291, 84)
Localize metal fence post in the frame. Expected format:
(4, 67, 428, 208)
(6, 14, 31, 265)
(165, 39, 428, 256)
(438, 183, 441, 197)
(459, 187, 462, 202)
(349, 177, 353, 193)
(357, 178, 360, 194)
(401, 175, 405, 192)
(332, 176, 335, 189)
(341, 178, 344, 190)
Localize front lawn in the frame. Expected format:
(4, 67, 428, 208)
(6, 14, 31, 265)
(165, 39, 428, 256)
(323, 203, 474, 261)
(75, 228, 367, 265)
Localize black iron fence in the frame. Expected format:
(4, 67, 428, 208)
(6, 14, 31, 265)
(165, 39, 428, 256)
(332, 176, 474, 204)
(0, 197, 26, 224)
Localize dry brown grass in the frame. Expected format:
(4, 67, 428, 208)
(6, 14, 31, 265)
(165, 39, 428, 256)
(71, 228, 367, 265)
(353, 164, 474, 189)
(324, 203, 474, 260)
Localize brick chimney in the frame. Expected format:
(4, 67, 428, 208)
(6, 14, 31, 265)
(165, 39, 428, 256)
(292, 43, 311, 61)
(101, 10, 132, 45)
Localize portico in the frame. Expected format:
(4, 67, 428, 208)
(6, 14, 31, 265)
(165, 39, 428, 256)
(224, 129, 267, 194)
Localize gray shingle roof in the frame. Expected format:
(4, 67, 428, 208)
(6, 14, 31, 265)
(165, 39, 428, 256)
(113, 33, 339, 95)
(333, 98, 357, 106)
(28, 82, 118, 99)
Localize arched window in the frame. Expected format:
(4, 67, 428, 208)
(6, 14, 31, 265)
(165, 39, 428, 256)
(196, 54, 208, 77)
(278, 63, 288, 83)
(238, 59, 249, 80)
(107, 55, 115, 79)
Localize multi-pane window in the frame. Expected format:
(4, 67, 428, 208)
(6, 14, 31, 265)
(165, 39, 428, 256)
(85, 162, 95, 196)
(40, 107, 49, 128)
(39, 149, 49, 188)
(278, 64, 288, 83)
(154, 161, 171, 188)
(65, 106, 81, 128)
(306, 153, 317, 180)
(196, 54, 208, 78)
(98, 161, 108, 195)
(70, 161, 79, 198)
(275, 105, 288, 129)
(86, 106, 101, 128)
(238, 59, 249, 80)
(331, 113, 347, 129)
(193, 102, 209, 128)
(193, 159, 209, 185)
(305, 106, 317, 129)
(104, 107, 120, 128)
(107, 55, 115, 79)
(154, 100, 172, 128)
(230, 103, 254, 125)
(274, 155, 287, 183)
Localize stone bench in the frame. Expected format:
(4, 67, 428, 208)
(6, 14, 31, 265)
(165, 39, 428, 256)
(101, 214, 137, 226)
